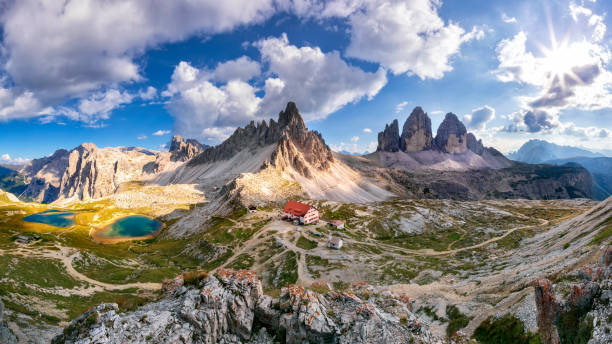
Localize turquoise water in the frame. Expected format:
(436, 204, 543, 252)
(22, 210, 76, 227)
(97, 216, 161, 238)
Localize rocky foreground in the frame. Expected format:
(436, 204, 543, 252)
(52, 269, 438, 344)
(535, 246, 612, 344)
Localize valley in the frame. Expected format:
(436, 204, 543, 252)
(1, 187, 609, 342)
(0, 103, 611, 343)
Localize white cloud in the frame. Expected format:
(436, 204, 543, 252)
(562, 123, 611, 140)
(363, 128, 372, 133)
(152, 130, 171, 136)
(366, 141, 377, 153)
(0, 88, 51, 121)
(165, 34, 387, 141)
(350, 136, 359, 142)
(75, 89, 134, 124)
(0, 153, 30, 165)
(344, 0, 481, 79)
(501, 13, 517, 23)
(211, 56, 261, 83)
(137, 135, 148, 140)
(495, 7, 612, 116)
(255, 33, 387, 121)
(395, 101, 409, 114)
(463, 105, 495, 130)
(138, 86, 157, 101)
(0, 0, 276, 104)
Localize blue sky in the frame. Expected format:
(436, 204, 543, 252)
(0, 0, 611, 163)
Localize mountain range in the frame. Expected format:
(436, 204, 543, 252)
(508, 139, 604, 163)
(509, 139, 612, 200)
(0, 103, 595, 216)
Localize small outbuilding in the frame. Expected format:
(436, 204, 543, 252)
(329, 220, 345, 229)
(327, 235, 343, 250)
(247, 206, 257, 213)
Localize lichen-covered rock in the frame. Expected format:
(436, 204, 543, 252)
(377, 120, 400, 152)
(54, 270, 438, 344)
(400, 107, 433, 152)
(534, 245, 612, 344)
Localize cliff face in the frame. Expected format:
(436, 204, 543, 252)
(433, 113, 467, 154)
(376, 107, 486, 156)
(169, 136, 207, 162)
(20, 144, 167, 203)
(190, 102, 334, 178)
(534, 246, 612, 344)
(53, 269, 437, 344)
(377, 119, 400, 152)
(400, 107, 433, 152)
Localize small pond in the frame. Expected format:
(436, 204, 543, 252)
(96, 215, 162, 238)
(22, 210, 76, 227)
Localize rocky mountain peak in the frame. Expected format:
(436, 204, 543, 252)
(278, 101, 306, 131)
(400, 106, 433, 152)
(189, 102, 333, 177)
(169, 135, 206, 162)
(377, 119, 400, 152)
(434, 112, 467, 154)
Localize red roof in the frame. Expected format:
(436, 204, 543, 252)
(283, 201, 312, 216)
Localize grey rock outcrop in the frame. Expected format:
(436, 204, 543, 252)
(377, 119, 400, 152)
(0, 301, 18, 344)
(434, 113, 467, 154)
(400, 107, 433, 152)
(54, 269, 437, 344)
(466, 133, 485, 155)
(169, 136, 207, 162)
(190, 102, 334, 178)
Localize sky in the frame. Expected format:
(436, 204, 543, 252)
(1, 0, 612, 163)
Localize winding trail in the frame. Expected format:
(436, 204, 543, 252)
(0, 245, 162, 291)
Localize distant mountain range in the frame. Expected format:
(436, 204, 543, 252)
(509, 140, 612, 200)
(544, 157, 612, 200)
(0, 103, 596, 210)
(508, 139, 604, 163)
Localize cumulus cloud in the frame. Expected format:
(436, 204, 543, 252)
(350, 136, 359, 142)
(0, 88, 51, 121)
(255, 34, 387, 120)
(0, 0, 276, 103)
(344, 0, 482, 79)
(75, 89, 134, 124)
(562, 123, 611, 140)
(502, 109, 559, 133)
(139, 86, 158, 101)
(0, 153, 30, 165)
(152, 130, 171, 136)
(363, 128, 372, 133)
(495, 16, 612, 114)
(164, 34, 387, 141)
(463, 105, 495, 130)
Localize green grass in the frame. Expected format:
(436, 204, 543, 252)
(227, 253, 255, 270)
(589, 216, 612, 245)
(474, 314, 541, 344)
(296, 235, 318, 250)
(445, 305, 471, 338)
